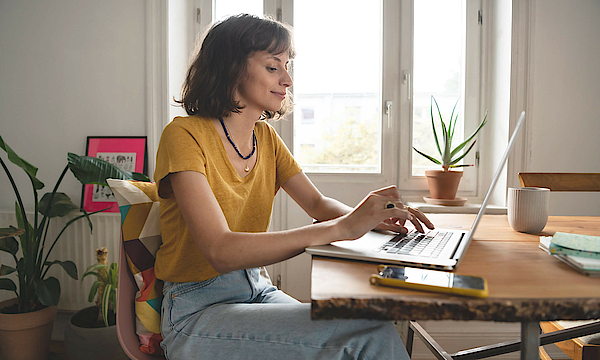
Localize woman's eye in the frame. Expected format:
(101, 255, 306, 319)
(267, 67, 277, 72)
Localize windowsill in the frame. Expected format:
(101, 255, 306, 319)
(407, 202, 507, 215)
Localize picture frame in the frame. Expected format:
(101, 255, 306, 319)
(82, 136, 148, 213)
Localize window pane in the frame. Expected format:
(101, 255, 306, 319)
(214, 0, 262, 20)
(412, 0, 465, 176)
(293, 1, 382, 173)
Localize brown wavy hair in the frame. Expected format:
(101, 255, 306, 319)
(176, 14, 295, 120)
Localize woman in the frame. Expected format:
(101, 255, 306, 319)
(155, 14, 434, 359)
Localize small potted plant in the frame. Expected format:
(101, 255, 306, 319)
(0, 135, 148, 360)
(413, 96, 488, 203)
(64, 247, 128, 360)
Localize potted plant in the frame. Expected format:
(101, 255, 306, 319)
(0, 135, 148, 360)
(413, 96, 488, 203)
(64, 247, 128, 360)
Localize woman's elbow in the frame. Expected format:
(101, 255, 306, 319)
(202, 244, 235, 274)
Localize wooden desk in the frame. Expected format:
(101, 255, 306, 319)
(310, 215, 600, 359)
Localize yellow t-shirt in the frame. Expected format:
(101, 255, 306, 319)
(153, 116, 302, 282)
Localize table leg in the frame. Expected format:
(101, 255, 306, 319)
(521, 321, 540, 360)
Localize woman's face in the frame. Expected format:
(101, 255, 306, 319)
(235, 50, 292, 116)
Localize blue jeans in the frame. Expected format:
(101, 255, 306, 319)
(160, 268, 409, 360)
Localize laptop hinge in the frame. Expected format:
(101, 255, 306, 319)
(450, 233, 466, 260)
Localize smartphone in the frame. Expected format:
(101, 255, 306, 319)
(369, 265, 488, 298)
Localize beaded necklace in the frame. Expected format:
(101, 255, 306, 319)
(219, 117, 256, 172)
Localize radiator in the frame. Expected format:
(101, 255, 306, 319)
(0, 211, 122, 311)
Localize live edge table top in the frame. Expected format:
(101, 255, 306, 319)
(310, 214, 600, 322)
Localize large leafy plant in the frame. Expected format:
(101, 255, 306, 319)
(0, 135, 149, 313)
(82, 260, 118, 327)
(413, 96, 488, 171)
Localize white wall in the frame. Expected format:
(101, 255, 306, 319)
(0, 0, 147, 212)
(527, 0, 600, 215)
(168, 0, 193, 123)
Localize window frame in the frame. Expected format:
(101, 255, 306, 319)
(398, 0, 485, 195)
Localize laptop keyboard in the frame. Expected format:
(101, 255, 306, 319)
(376, 231, 452, 258)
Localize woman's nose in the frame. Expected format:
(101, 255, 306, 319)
(281, 70, 293, 88)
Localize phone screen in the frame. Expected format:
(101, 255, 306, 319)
(380, 266, 486, 290)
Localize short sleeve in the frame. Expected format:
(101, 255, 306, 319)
(266, 122, 302, 190)
(154, 119, 207, 199)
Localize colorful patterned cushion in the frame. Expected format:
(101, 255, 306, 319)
(107, 179, 163, 356)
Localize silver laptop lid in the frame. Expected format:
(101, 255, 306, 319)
(453, 111, 526, 266)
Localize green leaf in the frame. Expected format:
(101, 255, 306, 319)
(0, 226, 24, 239)
(38, 192, 79, 218)
(85, 262, 108, 274)
(16, 258, 25, 274)
(88, 280, 101, 302)
(67, 153, 138, 186)
(109, 262, 118, 286)
(0, 278, 17, 292)
(102, 283, 113, 326)
(450, 110, 488, 158)
(132, 172, 151, 182)
(82, 271, 102, 282)
(45, 260, 78, 280)
(413, 147, 441, 165)
(0, 236, 19, 256)
(82, 263, 107, 282)
(34, 276, 61, 306)
(449, 98, 460, 139)
(432, 96, 453, 165)
(430, 96, 442, 157)
(15, 204, 34, 260)
(0, 135, 44, 190)
(450, 139, 478, 165)
(0, 265, 17, 276)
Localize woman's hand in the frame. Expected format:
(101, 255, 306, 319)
(336, 185, 435, 240)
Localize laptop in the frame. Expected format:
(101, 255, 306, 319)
(305, 111, 527, 271)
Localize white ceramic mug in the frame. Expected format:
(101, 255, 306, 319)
(507, 187, 550, 233)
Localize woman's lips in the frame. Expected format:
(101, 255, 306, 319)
(272, 91, 286, 100)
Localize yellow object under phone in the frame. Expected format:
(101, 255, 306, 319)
(369, 265, 488, 298)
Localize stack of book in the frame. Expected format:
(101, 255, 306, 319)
(539, 232, 600, 277)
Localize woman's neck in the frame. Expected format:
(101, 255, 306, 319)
(218, 112, 260, 153)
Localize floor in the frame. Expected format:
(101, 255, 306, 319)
(0, 341, 68, 360)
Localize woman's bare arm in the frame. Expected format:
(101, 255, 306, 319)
(170, 170, 428, 273)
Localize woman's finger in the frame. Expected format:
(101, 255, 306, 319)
(370, 185, 401, 197)
(374, 222, 408, 233)
(407, 207, 435, 230)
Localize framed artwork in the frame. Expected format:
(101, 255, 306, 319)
(82, 136, 148, 212)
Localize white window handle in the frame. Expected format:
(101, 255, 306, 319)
(385, 101, 393, 129)
(403, 71, 411, 100)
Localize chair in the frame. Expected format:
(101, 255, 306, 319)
(117, 235, 165, 360)
(109, 179, 165, 359)
(518, 172, 600, 192)
(519, 172, 600, 360)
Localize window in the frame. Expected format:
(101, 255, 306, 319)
(187, 0, 484, 192)
(300, 108, 314, 125)
(411, 0, 466, 176)
(292, 0, 383, 173)
(214, 0, 262, 20)
(397, 0, 483, 192)
(289, 0, 482, 192)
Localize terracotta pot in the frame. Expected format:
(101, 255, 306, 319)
(0, 298, 57, 360)
(424, 170, 463, 199)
